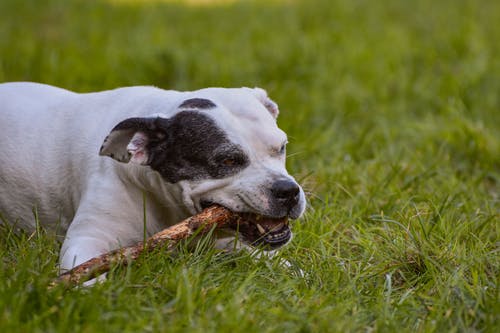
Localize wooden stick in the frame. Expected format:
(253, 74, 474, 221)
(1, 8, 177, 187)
(50, 205, 239, 287)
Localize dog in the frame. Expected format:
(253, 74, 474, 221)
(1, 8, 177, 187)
(0, 82, 306, 275)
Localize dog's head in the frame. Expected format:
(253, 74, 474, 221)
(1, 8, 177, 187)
(99, 87, 306, 250)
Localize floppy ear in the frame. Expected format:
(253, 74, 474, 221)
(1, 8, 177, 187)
(99, 117, 165, 164)
(248, 87, 280, 119)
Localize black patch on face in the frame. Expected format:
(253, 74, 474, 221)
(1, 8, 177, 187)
(144, 111, 248, 183)
(179, 98, 216, 110)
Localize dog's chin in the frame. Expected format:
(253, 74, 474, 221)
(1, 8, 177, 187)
(200, 200, 292, 250)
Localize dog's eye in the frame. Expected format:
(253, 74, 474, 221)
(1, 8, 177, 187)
(222, 158, 236, 167)
(278, 143, 287, 155)
(217, 153, 247, 168)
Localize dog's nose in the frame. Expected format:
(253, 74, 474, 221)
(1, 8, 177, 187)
(271, 179, 300, 210)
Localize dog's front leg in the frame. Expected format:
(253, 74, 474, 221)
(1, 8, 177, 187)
(60, 237, 110, 285)
(59, 218, 114, 285)
(58, 204, 138, 285)
(59, 234, 110, 273)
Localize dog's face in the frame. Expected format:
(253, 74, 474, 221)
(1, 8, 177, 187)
(100, 87, 306, 249)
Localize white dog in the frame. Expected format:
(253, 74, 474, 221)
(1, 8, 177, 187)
(0, 82, 306, 274)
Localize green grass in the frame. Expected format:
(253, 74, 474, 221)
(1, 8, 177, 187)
(1, 0, 499, 331)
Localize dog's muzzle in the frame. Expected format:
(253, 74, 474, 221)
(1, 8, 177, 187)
(200, 200, 293, 249)
(200, 178, 304, 249)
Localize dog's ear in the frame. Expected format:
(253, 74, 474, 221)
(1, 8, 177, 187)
(99, 117, 166, 165)
(247, 87, 279, 119)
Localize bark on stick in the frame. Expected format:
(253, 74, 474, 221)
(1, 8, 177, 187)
(51, 205, 238, 287)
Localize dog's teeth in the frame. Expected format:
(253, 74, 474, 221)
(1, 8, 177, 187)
(256, 223, 266, 235)
(270, 222, 284, 232)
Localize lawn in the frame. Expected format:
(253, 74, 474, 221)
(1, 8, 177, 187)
(0, 0, 498, 331)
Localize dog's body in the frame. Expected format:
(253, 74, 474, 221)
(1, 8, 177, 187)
(0, 82, 305, 273)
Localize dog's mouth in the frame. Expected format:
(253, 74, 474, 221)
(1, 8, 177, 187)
(232, 213, 291, 249)
(200, 201, 291, 249)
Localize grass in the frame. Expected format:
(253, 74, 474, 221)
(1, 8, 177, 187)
(0, 0, 498, 331)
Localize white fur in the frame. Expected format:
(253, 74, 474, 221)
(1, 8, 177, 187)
(0, 82, 306, 277)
